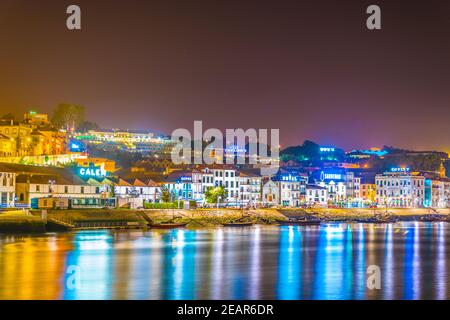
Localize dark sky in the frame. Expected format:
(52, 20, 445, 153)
(0, 0, 449, 152)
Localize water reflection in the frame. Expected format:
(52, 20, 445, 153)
(0, 222, 449, 300)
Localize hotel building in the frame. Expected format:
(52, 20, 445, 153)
(375, 168, 425, 208)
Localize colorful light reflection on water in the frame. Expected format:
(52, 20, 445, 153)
(0, 222, 448, 300)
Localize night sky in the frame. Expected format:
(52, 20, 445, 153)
(0, 0, 449, 151)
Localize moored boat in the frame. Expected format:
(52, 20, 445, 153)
(222, 221, 254, 227)
(418, 214, 447, 222)
(150, 222, 188, 229)
(276, 219, 321, 226)
(356, 216, 399, 224)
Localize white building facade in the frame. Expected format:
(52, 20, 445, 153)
(375, 169, 425, 208)
(305, 184, 328, 206)
(0, 170, 16, 208)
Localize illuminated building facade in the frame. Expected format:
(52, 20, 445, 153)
(76, 157, 116, 173)
(0, 134, 15, 157)
(375, 168, 425, 208)
(0, 168, 16, 208)
(0, 120, 67, 157)
(23, 111, 49, 126)
(15, 174, 102, 208)
(305, 184, 328, 206)
(237, 170, 262, 206)
(359, 177, 376, 203)
(114, 178, 160, 205)
(262, 172, 307, 207)
(73, 130, 177, 155)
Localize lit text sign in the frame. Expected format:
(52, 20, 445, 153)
(320, 147, 335, 152)
(78, 167, 106, 178)
(324, 173, 342, 180)
(180, 176, 192, 182)
(281, 174, 299, 182)
(320, 171, 343, 181)
(390, 167, 410, 173)
(225, 145, 247, 153)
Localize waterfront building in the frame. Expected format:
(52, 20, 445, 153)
(312, 168, 347, 204)
(262, 171, 306, 207)
(262, 180, 280, 206)
(424, 178, 448, 208)
(305, 184, 328, 206)
(345, 171, 361, 200)
(209, 166, 240, 203)
(237, 169, 262, 207)
(37, 197, 116, 209)
(114, 178, 160, 204)
(163, 171, 194, 201)
(359, 176, 376, 204)
(190, 166, 262, 206)
(15, 174, 102, 208)
(375, 167, 425, 208)
(0, 166, 16, 208)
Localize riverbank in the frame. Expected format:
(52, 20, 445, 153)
(0, 210, 46, 233)
(1, 207, 448, 234)
(32, 207, 450, 226)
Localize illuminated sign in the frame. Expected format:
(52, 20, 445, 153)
(180, 176, 192, 182)
(69, 139, 86, 152)
(320, 147, 335, 152)
(78, 166, 106, 178)
(281, 174, 299, 182)
(390, 167, 410, 173)
(320, 171, 343, 181)
(225, 145, 247, 153)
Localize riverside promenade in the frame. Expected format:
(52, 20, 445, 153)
(1, 207, 449, 233)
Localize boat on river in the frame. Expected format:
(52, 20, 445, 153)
(418, 214, 448, 222)
(150, 222, 188, 229)
(276, 218, 321, 226)
(356, 215, 399, 224)
(222, 221, 254, 227)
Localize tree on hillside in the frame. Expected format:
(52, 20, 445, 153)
(1, 113, 15, 122)
(204, 186, 227, 204)
(77, 120, 100, 132)
(51, 103, 85, 130)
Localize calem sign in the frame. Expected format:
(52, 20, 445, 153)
(390, 167, 410, 173)
(78, 166, 107, 178)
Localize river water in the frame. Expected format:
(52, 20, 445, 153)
(0, 222, 448, 300)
